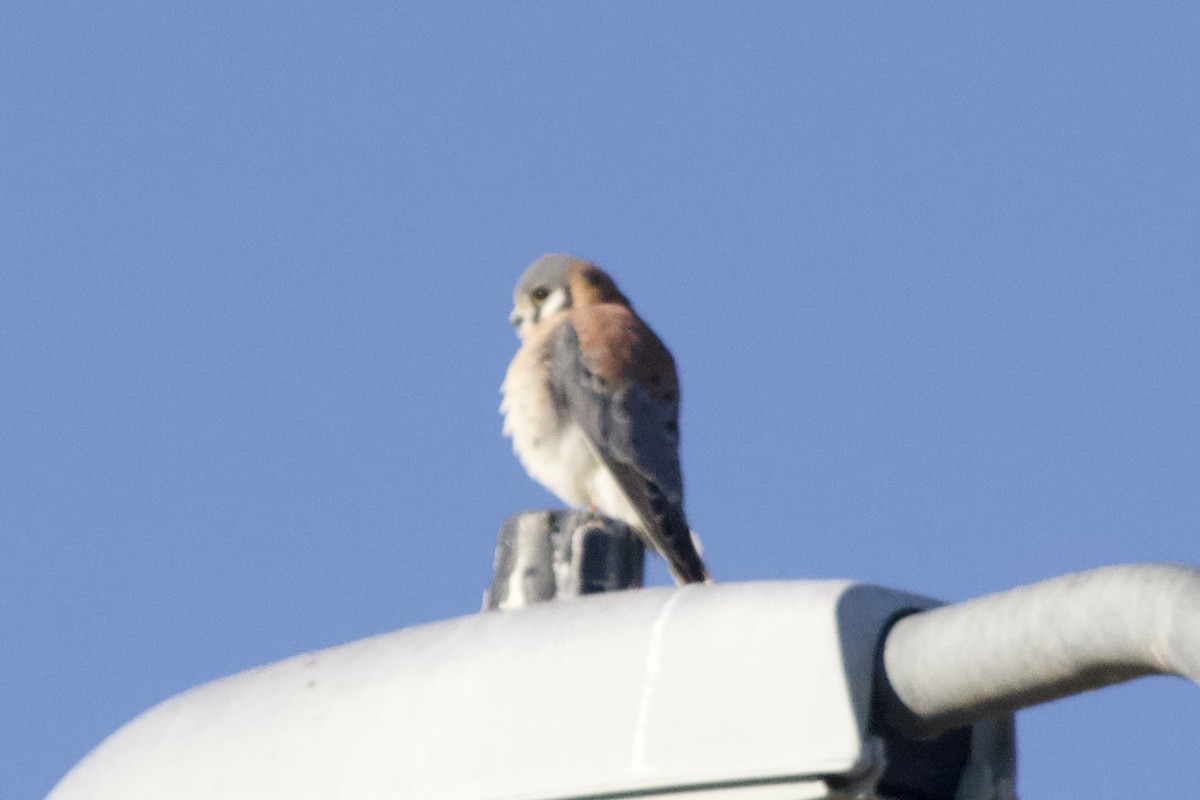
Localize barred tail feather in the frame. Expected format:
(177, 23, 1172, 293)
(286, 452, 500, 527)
(651, 490, 711, 585)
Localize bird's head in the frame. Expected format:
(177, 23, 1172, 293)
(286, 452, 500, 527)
(509, 254, 629, 340)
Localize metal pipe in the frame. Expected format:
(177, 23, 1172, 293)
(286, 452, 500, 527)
(877, 562, 1200, 739)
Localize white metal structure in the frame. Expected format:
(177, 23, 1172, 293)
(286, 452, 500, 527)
(48, 581, 1007, 800)
(50, 561, 1200, 799)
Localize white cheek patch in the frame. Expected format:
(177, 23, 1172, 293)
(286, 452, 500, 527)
(537, 287, 569, 320)
(513, 286, 570, 339)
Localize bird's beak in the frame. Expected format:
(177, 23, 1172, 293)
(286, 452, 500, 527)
(509, 310, 523, 329)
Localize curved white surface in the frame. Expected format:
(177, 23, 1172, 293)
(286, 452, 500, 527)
(49, 581, 935, 800)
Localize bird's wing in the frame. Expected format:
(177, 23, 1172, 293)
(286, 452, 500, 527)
(546, 306, 709, 584)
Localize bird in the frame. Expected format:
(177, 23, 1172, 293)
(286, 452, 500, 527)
(500, 254, 711, 584)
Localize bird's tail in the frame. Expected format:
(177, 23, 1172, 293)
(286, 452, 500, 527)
(651, 493, 712, 585)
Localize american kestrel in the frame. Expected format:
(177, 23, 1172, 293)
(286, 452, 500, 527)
(501, 254, 711, 585)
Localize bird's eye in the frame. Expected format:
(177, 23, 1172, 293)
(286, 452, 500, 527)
(530, 287, 550, 302)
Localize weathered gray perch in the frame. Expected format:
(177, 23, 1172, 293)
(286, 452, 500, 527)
(484, 510, 644, 610)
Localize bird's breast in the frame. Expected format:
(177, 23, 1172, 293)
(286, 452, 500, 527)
(501, 337, 597, 507)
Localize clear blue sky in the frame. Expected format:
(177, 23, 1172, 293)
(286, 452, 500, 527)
(3, 3, 1198, 797)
